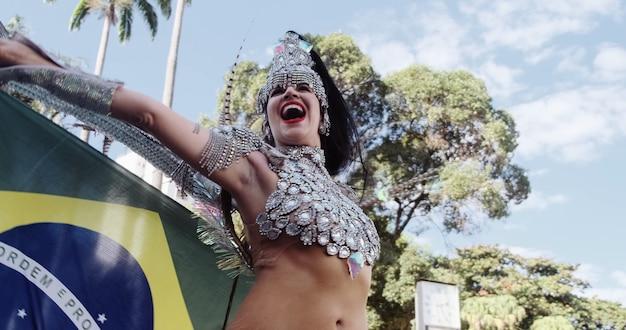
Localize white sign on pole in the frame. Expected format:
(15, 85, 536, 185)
(415, 280, 461, 330)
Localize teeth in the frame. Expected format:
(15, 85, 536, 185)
(281, 104, 306, 120)
(281, 103, 306, 121)
(282, 104, 303, 112)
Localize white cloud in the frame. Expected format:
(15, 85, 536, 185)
(411, 3, 473, 70)
(578, 267, 626, 306)
(478, 59, 525, 98)
(574, 263, 603, 283)
(365, 40, 415, 75)
(349, 1, 626, 162)
(586, 288, 626, 306)
(511, 86, 626, 162)
(511, 191, 567, 212)
(461, 0, 623, 51)
(501, 222, 527, 232)
(527, 168, 550, 177)
(525, 46, 557, 64)
(611, 270, 626, 287)
(350, 0, 622, 80)
(556, 46, 589, 76)
(592, 44, 626, 82)
(501, 244, 555, 259)
(351, 3, 477, 74)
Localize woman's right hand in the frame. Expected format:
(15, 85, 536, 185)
(0, 38, 59, 68)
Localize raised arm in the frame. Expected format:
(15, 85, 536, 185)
(109, 87, 259, 192)
(0, 36, 264, 195)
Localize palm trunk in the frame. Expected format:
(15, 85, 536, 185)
(152, 0, 186, 190)
(81, 13, 112, 143)
(162, 0, 185, 108)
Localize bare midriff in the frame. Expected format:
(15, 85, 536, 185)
(227, 233, 371, 330)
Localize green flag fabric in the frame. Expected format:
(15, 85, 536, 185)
(0, 91, 252, 329)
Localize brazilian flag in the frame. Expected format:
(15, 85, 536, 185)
(0, 91, 252, 329)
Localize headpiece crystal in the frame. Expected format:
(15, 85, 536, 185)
(256, 32, 328, 113)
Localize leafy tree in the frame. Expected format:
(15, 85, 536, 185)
(576, 298, 626, 329)
(531, 316, 575, 330)
(461, 295, 526, 330)
(374, 243, 626, 330)
(448, 246, 587, 329)
(371, 66, 528, 240)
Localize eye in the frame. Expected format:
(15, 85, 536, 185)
(270, 87, 285, 97)
(296, 83, 312, 92)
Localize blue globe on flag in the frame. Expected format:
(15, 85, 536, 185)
(0, 223, 154, 329)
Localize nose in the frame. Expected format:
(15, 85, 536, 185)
(282, 86, 300, 99)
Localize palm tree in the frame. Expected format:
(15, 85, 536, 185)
(151, 0, 191, 189)
(46, 0, 172, 143)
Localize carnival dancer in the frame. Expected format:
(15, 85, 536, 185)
(0, 29, 380, 329)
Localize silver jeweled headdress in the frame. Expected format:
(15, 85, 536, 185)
(256, 32, 328, 115)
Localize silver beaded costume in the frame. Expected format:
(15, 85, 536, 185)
(199, 125, 264, 176)
(257, 146, 380, 267)
(253, 31, 379, 275)
(0, 27, 380, 278)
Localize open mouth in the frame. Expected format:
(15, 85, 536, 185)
(280, 102, 306, 123)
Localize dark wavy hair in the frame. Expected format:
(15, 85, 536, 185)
(262, 32, 359, 176)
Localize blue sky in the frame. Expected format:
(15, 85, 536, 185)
(5, 0, 626, 306)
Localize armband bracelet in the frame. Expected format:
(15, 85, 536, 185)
(0, 65, 120, 115)
(199, 126, 263, 176)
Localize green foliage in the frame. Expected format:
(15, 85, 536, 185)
(198, 114, 217, 128)
(530, 316, 574, 330)
(439, 160, 490, 200)
(378, 64, 527, 236)
(575, 298, 626, 329)
(307, 33, 388, 148)
(462, 295, 526, 330)
(370, 243, 626, 330)
(66, 0, 171, 42)
(215, 61, 267, 125)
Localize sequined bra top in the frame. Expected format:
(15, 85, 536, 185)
(255, 145, 380, 270)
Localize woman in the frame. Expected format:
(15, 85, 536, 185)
(0, 30, 380, 329)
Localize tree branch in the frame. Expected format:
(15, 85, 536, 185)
(393, 198, 420, 239)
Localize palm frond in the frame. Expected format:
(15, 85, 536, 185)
(69, 0, 92, 31)
(135, 0, 158, 39)
(117, 6, 133, 42)
(156, 0, 172, 19)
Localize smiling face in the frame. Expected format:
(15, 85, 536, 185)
(266, 83, 322, 148)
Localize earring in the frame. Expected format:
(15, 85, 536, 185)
(319, 110, 330, 136)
